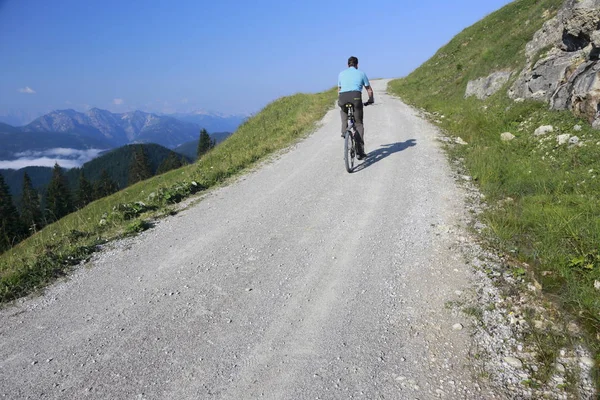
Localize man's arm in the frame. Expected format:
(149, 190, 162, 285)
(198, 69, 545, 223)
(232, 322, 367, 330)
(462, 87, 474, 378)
(363, 72, 374, 102)
(365, 85, 374, 103)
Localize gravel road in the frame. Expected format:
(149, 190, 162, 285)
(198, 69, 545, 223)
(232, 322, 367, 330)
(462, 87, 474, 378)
(0, 80, 500, 399)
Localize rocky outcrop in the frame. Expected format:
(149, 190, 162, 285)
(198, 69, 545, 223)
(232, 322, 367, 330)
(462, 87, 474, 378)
(509, 0, 600, 127)
(465, 71, 512, 99)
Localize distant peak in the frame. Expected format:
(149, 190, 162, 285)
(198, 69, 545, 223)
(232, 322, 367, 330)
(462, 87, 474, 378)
(87, 107, 112, 115)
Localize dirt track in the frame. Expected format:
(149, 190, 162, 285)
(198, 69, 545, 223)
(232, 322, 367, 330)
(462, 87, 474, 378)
(0, 80, 496, 399)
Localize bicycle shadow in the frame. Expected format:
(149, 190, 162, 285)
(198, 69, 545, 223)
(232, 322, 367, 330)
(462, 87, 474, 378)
(354, 139, 417, 172)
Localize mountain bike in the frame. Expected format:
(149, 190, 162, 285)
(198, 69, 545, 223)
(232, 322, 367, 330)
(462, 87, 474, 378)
(343, 102, 371, 173)
(343, 103, 358, 173)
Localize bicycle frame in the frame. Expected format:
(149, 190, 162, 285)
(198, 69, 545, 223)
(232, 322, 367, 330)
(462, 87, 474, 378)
(345, 104, 356, 138)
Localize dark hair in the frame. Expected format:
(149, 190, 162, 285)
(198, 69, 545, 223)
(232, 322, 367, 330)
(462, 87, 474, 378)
(348, 56, 358, 67)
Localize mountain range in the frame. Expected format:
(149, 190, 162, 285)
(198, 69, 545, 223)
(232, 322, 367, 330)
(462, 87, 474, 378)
(21, 108, 200, 148)
(0, 108, 242, 165)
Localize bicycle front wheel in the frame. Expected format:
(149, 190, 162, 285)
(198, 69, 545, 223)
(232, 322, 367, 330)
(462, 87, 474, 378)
(344, 131, 355, 173)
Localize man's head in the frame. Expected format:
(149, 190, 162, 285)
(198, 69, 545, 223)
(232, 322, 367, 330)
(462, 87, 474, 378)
(348, 56, 358, 68)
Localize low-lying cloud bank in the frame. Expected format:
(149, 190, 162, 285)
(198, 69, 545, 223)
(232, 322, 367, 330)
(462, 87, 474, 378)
(0, 148, 106, 170)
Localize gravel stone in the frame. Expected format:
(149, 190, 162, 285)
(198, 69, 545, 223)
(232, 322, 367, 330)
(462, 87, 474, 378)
(503, 357, 523, 369)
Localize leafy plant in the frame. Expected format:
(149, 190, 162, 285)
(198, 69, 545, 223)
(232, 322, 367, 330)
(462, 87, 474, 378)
(568, 250, 599, 271)
(125, 219, 151, 235)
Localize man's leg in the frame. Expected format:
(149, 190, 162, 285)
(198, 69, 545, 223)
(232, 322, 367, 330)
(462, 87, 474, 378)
(340, 107, 348, 136)
(353, 100, 366, 155)
(338, 95, 352, 136)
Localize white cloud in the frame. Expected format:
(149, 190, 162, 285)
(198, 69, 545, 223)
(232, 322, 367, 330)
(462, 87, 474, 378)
(18, 86, 36, 94)
(0, 157, 81, 169)
(113, 98, 124, 105)
(1, 148, 106, 169)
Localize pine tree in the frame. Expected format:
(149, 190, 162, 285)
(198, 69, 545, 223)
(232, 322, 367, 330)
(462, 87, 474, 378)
(76, 170, 94, 209)
(197, 128, 214, 159)
(156, 152, 184, 175)
(0, 174, 24, 252)
(20, 172, 43, 234)
(128, 145, 153, 185)
(93, 169, 118, 199)
(45, 163, 73, 222)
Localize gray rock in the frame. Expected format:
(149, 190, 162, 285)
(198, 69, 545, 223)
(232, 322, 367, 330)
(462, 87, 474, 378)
(557, 134, 571, 145)
(568, 136, 580, 145)
(551, 61, 600, 119)
(466, 71, 512, 100)
(510, 51, 583, 102)
(534, 125, 554, 136)
(500, 132, 515, 141)
(452, 323, 464, 331)
(592, 30, 600, 46)
(509, 0, 600, 127)
(504, 356, 523, 369)
(525, 16, 562, 61)
(580, 356, 595, 367)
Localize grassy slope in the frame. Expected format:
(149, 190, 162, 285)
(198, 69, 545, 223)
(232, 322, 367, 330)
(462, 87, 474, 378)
(389, 0, 599, 377)
(0, 88, 337, 302)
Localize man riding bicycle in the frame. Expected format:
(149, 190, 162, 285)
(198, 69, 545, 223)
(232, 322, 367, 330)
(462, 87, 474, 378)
(338, 56, 374, 160)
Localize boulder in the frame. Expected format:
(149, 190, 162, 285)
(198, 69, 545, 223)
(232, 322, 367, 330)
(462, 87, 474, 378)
(557, 133, 571, 144)
(534, 125, 554, 136)
(509, 0, 600, 127)
(500, 132, 516, 141)
(551, 61, 600, 122)
(466, 71, 512, 99)
(510, 51, 585, 102)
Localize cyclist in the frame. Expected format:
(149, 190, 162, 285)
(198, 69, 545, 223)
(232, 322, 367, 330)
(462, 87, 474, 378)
(338, 56, 374, 160)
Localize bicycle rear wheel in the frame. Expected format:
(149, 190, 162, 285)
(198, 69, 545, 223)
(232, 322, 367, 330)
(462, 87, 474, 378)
(344, 131, 355, 173)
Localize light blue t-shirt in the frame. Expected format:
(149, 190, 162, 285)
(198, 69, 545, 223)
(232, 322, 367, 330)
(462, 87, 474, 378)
(338, 67, 370, 93)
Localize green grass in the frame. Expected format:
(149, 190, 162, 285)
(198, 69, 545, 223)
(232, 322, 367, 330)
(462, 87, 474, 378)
(0, 88, 337, 303)
(389, 0, 599, 385)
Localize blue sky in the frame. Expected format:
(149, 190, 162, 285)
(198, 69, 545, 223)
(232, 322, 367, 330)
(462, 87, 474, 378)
(0, 0, 513, 121)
